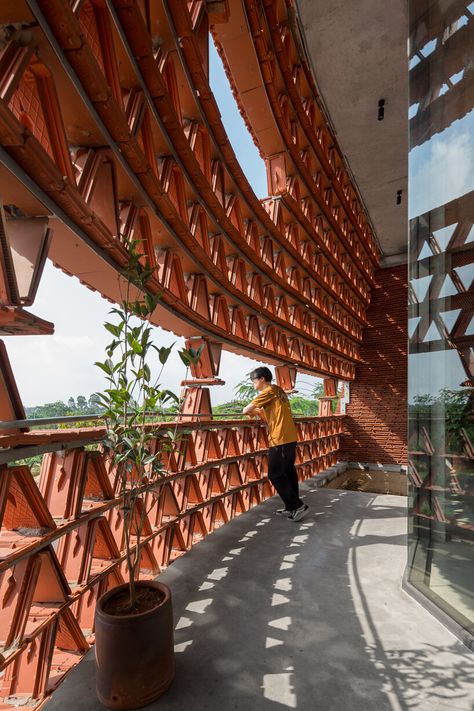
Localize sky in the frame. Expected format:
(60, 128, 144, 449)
(408, 108, 474, 220)
(3, 41, 319, 409)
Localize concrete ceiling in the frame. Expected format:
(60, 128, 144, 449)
(295, 0, 409, 264)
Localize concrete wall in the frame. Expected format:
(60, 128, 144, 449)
(341, 265, 407, 465)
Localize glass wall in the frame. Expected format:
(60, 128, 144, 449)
(407, 0, 474, 640)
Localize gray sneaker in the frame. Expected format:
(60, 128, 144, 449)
(276, 508, 291, 516)
(288, 504, 309, 522)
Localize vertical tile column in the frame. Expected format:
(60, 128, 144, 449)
(179, 337, 224, 421)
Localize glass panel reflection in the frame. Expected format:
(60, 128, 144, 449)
(408, 0, 474, 637)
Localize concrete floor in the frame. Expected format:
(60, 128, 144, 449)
(46, 483, 474, 711)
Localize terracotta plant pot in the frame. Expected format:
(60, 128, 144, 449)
(95, 581, 175, 709)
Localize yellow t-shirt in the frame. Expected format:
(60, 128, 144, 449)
(251, 384, 298, 447)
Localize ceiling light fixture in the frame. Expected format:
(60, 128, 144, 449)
(378, 98, 385, 120)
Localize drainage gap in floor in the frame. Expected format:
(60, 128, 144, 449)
(323, 469, 406, 496)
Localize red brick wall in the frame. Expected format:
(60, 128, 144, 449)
(341, 265, 407, 465)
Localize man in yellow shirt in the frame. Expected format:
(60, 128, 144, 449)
(242, 366, 309, 522)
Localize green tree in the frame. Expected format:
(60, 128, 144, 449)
(88, 393, 102, 411)
(311, 381, 324, 398)
(411, 388, 474, 453)
(233, 377, 255, 403)
(289, 395, 318, 416)
(76, 395, 88, 411)
(213, 399, 246, 418)
(26, 401, 70, 419)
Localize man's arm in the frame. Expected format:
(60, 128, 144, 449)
(242, 387, 274, 418)
(242, 403, 262, 417)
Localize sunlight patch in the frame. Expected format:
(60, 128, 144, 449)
(262, 672, 297, 708)
(186, 598, 213, 614)
(175, 616, 193, 630)
(268, 616, 292, 631)
(198, 581, 215, 591)
(272, 593, 290, 607)
(274, 577, 292, 592)
(265, 636, 284, 649)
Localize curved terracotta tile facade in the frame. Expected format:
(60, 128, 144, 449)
(0, 0, 380, 377)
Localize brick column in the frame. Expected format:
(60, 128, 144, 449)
(341, 265, 408, 465)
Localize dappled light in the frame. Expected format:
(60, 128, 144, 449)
(33, 472, 474, 711)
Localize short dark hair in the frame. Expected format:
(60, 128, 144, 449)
(249, 366, 272, 382)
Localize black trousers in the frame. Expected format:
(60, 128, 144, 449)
(268, 441, 303, 511)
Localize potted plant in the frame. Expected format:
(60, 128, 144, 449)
(93, 243, 201, 709)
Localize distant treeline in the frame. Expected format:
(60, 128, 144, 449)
(25, 395, 103, 419)
(25, 389, 324, 420)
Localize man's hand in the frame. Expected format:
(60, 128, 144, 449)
(242, 403, 255, 416)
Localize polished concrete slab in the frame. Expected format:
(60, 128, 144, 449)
(46, 484, 474, 711)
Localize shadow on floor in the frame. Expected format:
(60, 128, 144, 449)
(45, 486, 474, 711)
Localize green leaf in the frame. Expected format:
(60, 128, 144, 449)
(145, 292, 160, 314)
(141, 329, 151, 350)
(189, 344, 204, 364)
(95, 361, 113, 375)
(92, 392, 109, 403)
(127, 334, 143, 355)
(129, 302, 143, 318)
(178, 344, 204, 367)
(104, 322, 122, 337)
(158, 344, 174, 365)
(160, 389, 179, 404)
(178, 349, 191, 366)
(106, 340, 120, 357)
